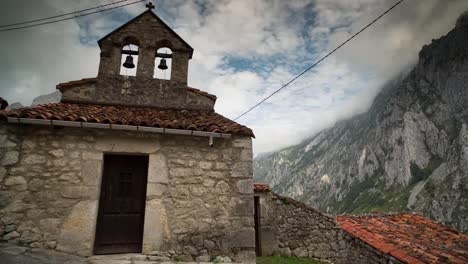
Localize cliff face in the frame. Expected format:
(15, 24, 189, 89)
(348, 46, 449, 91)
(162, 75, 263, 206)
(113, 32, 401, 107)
(31, 91, 61, 106)
(254, 14, 468, 232)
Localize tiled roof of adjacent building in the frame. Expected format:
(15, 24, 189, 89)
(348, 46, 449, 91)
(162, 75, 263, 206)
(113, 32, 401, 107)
(254, 183, 271, 192)
(55, 78, 217, 102)
(0, 103, 254, 137)
(337, 213, 468, 264)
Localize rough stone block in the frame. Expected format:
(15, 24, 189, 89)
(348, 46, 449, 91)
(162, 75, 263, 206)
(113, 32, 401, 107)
(199, 161, 213, 170)
(206, 171, 225, 178)
(82, 151, 102, 161)
(230, 197, 254, 216)
(230, 162, 252, 177)
(95, 136, 160, 153)
(48, 149, 65, 158)
(260, 227, 279, 256)
(222, 228, 255, 248)
(53, 158, 68, 167)
(23, 154, 47, 164)
(215, 162, 228, 170)
(57, 200, 98, 256)
(3, 231, 20, 240)
(215, 181, 231, 194)
(60, 186, 98, 199)
(202, 179, 215, 187)
(170, 168, 201, 177)
(234, 250, 256, 263)
(1, 151, 19, 165)
(146, 183, 167, 197)
(4, 176, 26, 186)
(0, 135, 16, 148)
(81, 160, 102, 186)
(240, 149, 253, 161)
(0, 167, 6, 181)
(205, 153, 219, 160)
(39, 218, 61, 233)
(189, 185, 206, 196)
(195, 255, 211, 262)
(148, 153, 168, 183)
(232, 137, 252, 149)
(142, 199, 170, 254)
(237, 179, 253, 194)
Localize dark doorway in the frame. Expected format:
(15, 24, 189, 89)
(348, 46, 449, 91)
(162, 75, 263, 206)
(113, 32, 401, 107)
(94, 154, 149, 254)
(254, 196, 262, 256)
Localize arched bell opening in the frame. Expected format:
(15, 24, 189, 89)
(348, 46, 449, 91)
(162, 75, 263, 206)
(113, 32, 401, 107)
(153, 47, 172, 80)
(120, 44, 139, 76)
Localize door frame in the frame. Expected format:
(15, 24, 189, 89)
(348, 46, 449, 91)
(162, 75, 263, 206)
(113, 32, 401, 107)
(93, 153, 149, 255)
(254, 195, 262, 256)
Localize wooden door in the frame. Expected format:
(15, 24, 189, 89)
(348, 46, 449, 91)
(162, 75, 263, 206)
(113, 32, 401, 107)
(94, 154, 149, 254)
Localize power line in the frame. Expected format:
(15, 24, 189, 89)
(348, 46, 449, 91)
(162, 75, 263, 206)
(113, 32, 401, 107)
(233, 0, 405, 121)
(0, 0, 145, 32)
(0, 0, 132, 28)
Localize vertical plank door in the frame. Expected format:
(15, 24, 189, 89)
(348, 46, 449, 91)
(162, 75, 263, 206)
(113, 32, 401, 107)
(94, 154, 149, 254)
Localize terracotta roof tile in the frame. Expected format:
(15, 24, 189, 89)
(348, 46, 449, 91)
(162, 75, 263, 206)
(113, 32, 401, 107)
(254, 183, 271, 192)
(0, 103, 254, 137)
(337, 213, 468, 264)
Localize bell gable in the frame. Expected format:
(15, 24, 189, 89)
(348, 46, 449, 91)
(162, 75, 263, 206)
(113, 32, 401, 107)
(55, 7, 215, 111)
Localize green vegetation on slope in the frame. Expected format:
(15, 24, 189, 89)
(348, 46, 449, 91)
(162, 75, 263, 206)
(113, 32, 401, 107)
(327, 156, 444, 214)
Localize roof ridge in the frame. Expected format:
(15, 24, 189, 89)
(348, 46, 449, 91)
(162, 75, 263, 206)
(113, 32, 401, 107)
(187, 87, 217, 102)
(56, 77, 97, 90)
(337, 211, 416, 218)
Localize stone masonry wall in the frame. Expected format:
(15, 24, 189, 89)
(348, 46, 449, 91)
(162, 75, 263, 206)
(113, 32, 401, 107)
(257, 192, 403, 264)
(0, 123, 255, 262)
(60, 77, 215, 111)
(342, 234, 403, 264)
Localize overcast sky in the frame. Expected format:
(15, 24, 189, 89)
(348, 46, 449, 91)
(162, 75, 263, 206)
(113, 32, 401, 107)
(0, 0, 467, 155)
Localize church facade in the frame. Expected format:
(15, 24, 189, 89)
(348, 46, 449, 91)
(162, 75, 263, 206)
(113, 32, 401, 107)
(0, 6, 255, 262)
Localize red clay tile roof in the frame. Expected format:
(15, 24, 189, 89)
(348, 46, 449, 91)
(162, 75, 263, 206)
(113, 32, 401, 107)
(337, 213, 468, 264)
(55, 78, 217, 102)
(0, 103, 254, 137)
(254, 183, 271, 192)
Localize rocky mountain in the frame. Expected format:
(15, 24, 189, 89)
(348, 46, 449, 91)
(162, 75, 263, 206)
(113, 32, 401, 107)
(31, 91, 61, 106)
(254, 14, 468, 232)
(6, 102, 24, 110)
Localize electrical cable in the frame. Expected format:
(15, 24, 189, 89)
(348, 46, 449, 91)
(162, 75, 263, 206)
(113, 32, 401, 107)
(0, 0, 132, 28)
(0, 0, 145, 32)
(233, 0, 405, 121)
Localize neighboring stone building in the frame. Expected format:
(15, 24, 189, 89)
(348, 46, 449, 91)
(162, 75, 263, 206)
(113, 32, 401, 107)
(0, 5, 255, 262)
(253, 183, 468, 264)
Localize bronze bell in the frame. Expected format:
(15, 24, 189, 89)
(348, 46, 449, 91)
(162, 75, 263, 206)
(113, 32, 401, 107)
(158, 58, 168, 70)
(123, 55, 135, 69)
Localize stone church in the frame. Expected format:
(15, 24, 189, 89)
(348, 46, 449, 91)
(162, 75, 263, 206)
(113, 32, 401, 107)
(0, 4, 255, 262)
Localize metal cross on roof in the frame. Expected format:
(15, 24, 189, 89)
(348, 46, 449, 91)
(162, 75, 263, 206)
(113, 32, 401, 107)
(146, 2, 155, 10)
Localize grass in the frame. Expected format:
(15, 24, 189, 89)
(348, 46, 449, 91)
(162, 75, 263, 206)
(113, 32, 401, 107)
(257, 256, 325, 264)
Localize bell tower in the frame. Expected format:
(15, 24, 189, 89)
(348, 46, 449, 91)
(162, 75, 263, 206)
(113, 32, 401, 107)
(97, 2, 193, 85)
(58, 3, 215, 111)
